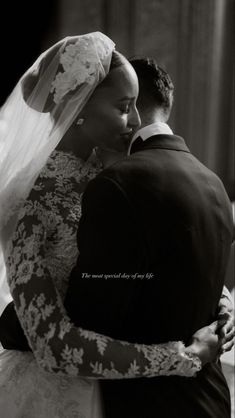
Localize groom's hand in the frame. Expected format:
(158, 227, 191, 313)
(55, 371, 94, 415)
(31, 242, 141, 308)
(218, 313, 234, 355)
(218, 286, 234, 317)
(217, 286, 234, 354)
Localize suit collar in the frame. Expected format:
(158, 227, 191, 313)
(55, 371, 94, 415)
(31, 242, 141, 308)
(132, 122, 173, 142)
(130, 134, 190, 154)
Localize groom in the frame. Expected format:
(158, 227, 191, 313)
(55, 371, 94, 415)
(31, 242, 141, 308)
(64, 58, 233, 417)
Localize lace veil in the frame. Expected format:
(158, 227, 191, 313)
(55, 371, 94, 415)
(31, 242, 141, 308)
(0, 32, 115, 314)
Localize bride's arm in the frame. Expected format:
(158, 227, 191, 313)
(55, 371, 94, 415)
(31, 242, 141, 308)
(5, 176, 215, 379)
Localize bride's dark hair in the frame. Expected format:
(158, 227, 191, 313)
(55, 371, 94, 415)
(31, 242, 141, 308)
(98, 50, 130, 90)
(110, 50, 127, 70)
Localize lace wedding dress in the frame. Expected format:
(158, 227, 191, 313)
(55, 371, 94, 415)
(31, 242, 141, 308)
(0, 150, 201, 418)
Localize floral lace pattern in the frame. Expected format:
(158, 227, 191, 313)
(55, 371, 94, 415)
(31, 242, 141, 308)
(4, 150, 202, 380)
(50, 33, 115, 104)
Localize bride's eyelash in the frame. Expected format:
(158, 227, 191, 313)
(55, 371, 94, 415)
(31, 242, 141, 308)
(120, 104, 131, 114)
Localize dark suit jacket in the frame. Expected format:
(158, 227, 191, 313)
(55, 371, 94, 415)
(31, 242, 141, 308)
(65, 134, 233, 418)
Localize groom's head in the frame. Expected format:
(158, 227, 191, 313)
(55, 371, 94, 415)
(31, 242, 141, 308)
(129, 57, 174, 127)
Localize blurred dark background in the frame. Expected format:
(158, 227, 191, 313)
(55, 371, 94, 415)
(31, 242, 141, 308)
(0, 0, 58, 106)
(1, 0, 234, 289)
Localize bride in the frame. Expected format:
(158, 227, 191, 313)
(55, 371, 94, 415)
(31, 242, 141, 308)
(0, 32, 233, 417)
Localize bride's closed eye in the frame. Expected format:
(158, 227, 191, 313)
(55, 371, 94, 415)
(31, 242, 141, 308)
(120, 103, 131, 114)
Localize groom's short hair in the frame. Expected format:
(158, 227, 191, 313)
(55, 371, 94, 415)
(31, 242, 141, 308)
(129, 57, 174, 119)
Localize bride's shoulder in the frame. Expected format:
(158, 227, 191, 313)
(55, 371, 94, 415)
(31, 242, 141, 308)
(30, 150, 81, 192)
(39, 150, 83, 179)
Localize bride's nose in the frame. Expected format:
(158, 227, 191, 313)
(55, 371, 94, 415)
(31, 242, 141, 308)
(128, 106, 141, 130)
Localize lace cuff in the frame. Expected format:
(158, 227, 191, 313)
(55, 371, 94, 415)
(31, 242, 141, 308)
(137, 341, 202, 378)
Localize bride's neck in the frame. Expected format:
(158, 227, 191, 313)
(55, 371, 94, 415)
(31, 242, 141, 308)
(56, 131, 93, 161)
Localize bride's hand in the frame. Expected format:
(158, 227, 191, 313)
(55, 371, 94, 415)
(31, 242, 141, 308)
(185, 320, 234, 366)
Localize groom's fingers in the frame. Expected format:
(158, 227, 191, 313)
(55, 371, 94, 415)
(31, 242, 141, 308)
(218, 304, 234, 317)
(219, 315, 234, 339)
(209, 319, 227, 334)
(219, 326, 235, 354)
(222, 326, 235, 344)
(218, 311, 232, 321)
(220, 339, 234, 354)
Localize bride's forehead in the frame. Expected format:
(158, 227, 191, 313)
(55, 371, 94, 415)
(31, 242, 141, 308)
(102, 65, 138, 93)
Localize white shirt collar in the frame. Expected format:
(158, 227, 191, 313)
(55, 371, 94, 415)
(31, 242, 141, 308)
(132, 122, 173, 143)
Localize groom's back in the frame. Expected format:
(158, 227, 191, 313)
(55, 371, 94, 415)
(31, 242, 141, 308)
(98, 137, 231, 418)
(70, 134, 233, 417)
(100, 136, 232, 417)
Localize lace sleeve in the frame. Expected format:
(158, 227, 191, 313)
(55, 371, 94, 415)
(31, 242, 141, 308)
(6, 177, 201, 379)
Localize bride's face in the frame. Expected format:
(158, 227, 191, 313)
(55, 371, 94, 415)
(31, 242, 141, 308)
(78, 62, 141, 154)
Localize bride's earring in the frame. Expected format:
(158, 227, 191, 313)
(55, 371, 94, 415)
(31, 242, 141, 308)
(76, 118, 84, 125)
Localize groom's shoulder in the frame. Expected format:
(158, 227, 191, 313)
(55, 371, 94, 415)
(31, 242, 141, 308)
(96, 154, 147, 187)
(101, 152, 151, 177)
(82, 159, 137, 211)
(83, 156, 145, 203)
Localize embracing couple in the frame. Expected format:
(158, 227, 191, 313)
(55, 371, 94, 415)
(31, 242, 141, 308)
(0, 32, 234, 418)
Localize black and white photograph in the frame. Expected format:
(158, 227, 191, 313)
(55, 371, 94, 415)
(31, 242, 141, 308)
(0, 1, 234, 417)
